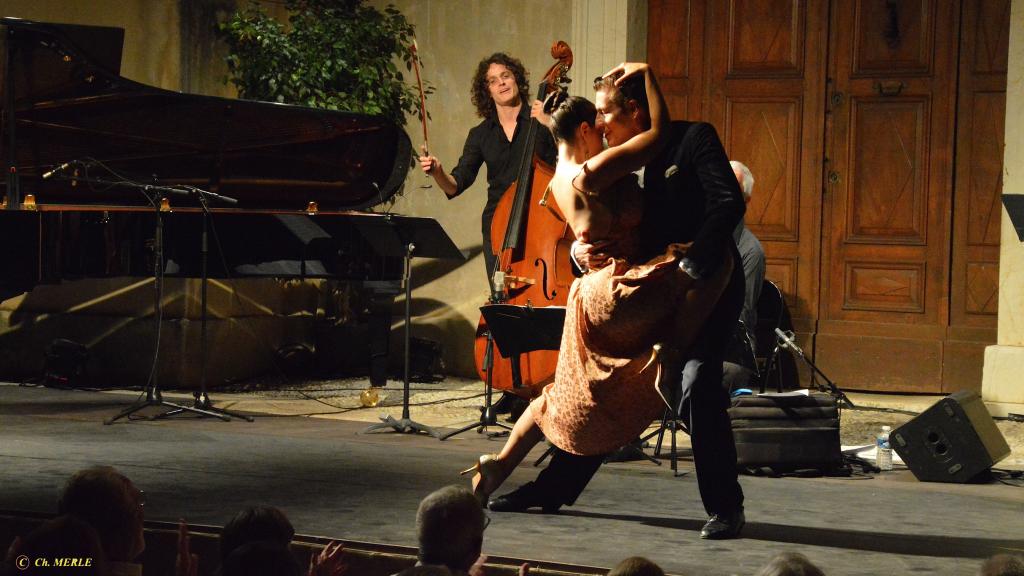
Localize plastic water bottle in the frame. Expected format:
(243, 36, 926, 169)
(876, 425, 893, 471)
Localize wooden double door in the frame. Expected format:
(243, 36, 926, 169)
(648, 0, 1008, 393)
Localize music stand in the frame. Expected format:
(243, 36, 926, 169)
(440, 304, 565, 441)
(360, 215, 463, 437)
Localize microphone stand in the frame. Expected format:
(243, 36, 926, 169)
(774, 329, 855, 409)
(438, 284, 513, 441)
(153, 186, 253, 422)
(104, 177, 229, 423)
(363, 241, 439, 437)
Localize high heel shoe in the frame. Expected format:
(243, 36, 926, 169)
(460, 454, 504, 504)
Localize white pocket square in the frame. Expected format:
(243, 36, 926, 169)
(664, 165, 679, 178)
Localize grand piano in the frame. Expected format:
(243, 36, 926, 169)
(0, 17, 421, 386)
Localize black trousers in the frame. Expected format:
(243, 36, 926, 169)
(529, 244, 746, 515)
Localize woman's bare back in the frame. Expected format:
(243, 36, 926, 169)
(551, 162, 644, 261)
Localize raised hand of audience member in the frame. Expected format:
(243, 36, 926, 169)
(308, 541, 346, 576)
(518, 563, 531, 576)
(468, 554, 488, 576)
(176, 519, 199, 576)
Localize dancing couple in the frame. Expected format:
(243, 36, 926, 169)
(457, 61, 748, 540)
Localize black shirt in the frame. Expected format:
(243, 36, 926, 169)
(448, 104, 557, 248)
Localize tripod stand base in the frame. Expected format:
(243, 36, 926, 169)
(604, 439, 661, 466)
(105, 395, 228, 425)
(439, 417, 512, 441)
(363, 415, 440, 438)
(439, 405, 513, 441)
(640, 410, 691, 477)
(152, 393, 254, 422)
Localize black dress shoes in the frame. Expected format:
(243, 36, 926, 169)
(486, 482, 562, 514)
(700, 509, 745, 539)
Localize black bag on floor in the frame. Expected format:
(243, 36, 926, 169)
(728, 392, 843, 475)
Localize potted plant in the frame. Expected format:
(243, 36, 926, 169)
(218, 0, 429, 126)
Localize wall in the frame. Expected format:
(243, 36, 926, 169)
(982, 0, 1024, 416)
(2, 0, 182, 89)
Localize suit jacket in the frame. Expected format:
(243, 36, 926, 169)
(638, 121, 745, 277)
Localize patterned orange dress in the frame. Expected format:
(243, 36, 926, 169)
(530, 169, 730, 456)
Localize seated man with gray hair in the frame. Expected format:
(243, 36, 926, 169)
(723, 160, 766, 392)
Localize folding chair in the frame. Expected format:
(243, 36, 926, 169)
(753, 279, 786, 392)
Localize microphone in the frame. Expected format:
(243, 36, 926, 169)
(206, 191, 239, 205)
(774, 328, 800, 354)
(41, 161, 76, 180)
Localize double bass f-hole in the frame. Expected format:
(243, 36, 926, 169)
(535, 258, 556, 300)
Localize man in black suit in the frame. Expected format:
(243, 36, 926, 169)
(487, 71, 747, 540)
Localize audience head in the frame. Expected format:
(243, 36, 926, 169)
(607, 556, 665, 576)
(6, 515, 109, 576)
(730, 160, 755, 203)
(980, 554, 1024, 576)
(57, 466, 145, 562)
(472, 53, 529, 119)
(220, 505, 295, 562)
(220, 540, 301, 576)
(755, 552, 825, 576)
(543, 91, 598, 148)
(415, 485, 487, 573)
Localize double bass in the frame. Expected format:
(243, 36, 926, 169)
(473, 42, 575, 398)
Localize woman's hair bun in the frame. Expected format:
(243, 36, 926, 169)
(543, 89, 569, 115)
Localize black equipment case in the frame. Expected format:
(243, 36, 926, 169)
(728, 392, 842, 473)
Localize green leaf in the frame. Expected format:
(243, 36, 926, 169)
(216, 0, 420, 125)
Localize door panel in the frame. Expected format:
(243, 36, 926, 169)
(727, 0, 804, 77)
(819, 0, 959, 392)
(946, 0, 1008, 391)
(648, 0, 1004, 393)
(725, 98, 800, 240)
(705, 0, 828, 335)
(847, 98, 927, 244)
(852, 0, 934, 75)
(648, 0, 706, 120)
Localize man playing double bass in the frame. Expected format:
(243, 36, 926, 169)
(418, 52, 556, 416)
(418, 52, 556, 293)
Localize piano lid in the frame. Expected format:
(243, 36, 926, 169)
(0, 17, 412, 211)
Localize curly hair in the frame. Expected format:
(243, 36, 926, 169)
(471, 53, 530, 119)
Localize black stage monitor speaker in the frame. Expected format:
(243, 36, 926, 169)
(891, 391, 1010, 483)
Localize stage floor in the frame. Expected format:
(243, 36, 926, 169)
(1, 382, 1022, 575)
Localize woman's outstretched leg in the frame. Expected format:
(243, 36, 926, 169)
(462, 402, 545, 503)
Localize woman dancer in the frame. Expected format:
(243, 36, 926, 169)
(462, 63, 732, 501)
